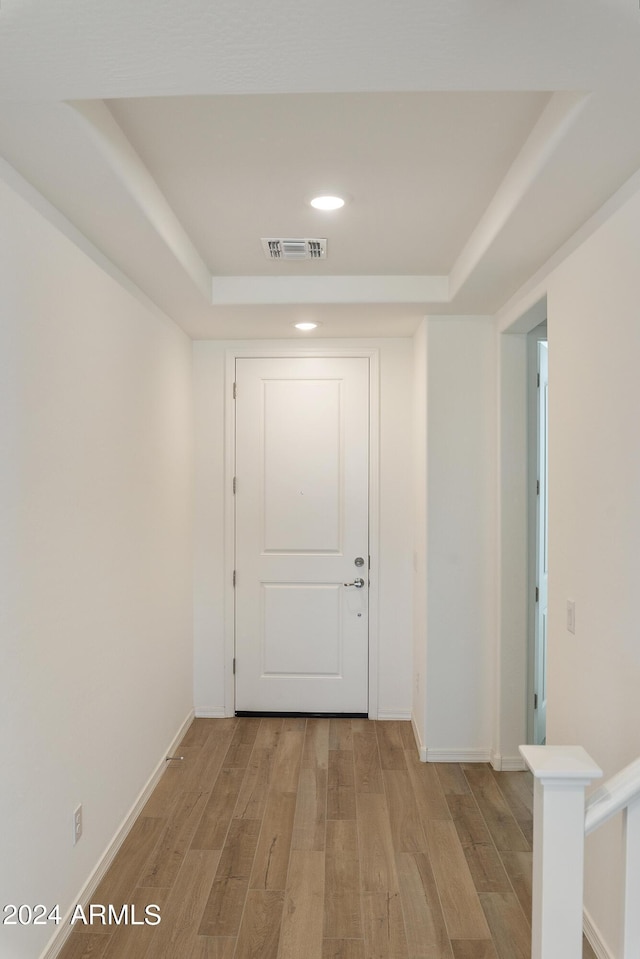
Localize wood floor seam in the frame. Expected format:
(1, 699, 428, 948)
(458, 764, 534, 938)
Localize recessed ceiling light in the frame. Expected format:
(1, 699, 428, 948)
(310, 195, 345, 211)
(294, 321, 319, 331)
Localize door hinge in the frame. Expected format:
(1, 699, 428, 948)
(233, 382, 237, 399)
(537, 479, 540, 495)
(233, 570, 236, 587)
(233, 476, 237, 494)
(534, 692, 538, 709)
(537, 372, 540, 388)
(535, 585, 539, 602)
(233, 657, 236, 674)
(368, 555, 371, 570)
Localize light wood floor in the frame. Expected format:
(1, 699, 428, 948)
(59, 718, 597, 959)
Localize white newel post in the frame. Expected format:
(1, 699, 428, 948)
(520, 746, 603, 959)
(623, 794, 640, 959)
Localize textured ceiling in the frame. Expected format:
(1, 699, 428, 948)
(2, 0, 640, 100)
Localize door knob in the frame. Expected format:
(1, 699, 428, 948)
(343, 578, 365, 588)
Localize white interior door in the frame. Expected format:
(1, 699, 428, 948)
(534, 341, 548, 744)
(234, 356, 370, 714)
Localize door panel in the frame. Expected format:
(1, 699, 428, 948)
(263, 378, 341, 552)
(262, 584, 342, 675)
(235, 356, 369, 713)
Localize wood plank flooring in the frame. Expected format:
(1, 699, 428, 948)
(57, 719, 597, 959)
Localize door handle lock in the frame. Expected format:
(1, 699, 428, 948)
(343, 577, 365, 588)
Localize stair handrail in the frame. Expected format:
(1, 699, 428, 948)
(520, 744, 640, 959)
(584, 755, 640, 835)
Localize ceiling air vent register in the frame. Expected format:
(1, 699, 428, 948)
(261, 238, 327, 260)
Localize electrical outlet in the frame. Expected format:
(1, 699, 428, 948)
(73, 804, 83, 845)
(567, 600, 576, 635)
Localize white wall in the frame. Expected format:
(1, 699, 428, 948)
(495, 331, 529, 767)
(192, 342, 227, 715)
(421, 317, 497, 760)
(0, 177, 194, 959)
(192, 338, 414, 719)
(544, 188, 640, 956)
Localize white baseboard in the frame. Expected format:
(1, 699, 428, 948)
(39, 709, 194, 959)
(490, 749, 526, 771)
(194, 706, 227, 718)
(377, 708, 412, 721)
(409, 723, 490, 765)
(501, 757, 526, 771)
(583, 908, 615, 959)
(426, 748, 492, 763)
(410, 715, 427, 762)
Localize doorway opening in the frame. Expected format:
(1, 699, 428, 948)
(528, 323, 548, 745)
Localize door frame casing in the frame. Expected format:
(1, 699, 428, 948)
(527, 322, 548, 743)
(223, 346, 380, 718)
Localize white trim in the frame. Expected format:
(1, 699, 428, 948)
(224, 349, 238, 717)
(69, 101, 212, 300)
(426, 748, 492, 764)
(39, 709, 194, 959)
(491, 749, 527, 771)
(527, 324, 548, 747)
(583, 907, 615, 959)
(224, 346, 380, 720)
(367, 348, 380, 721)
(194, 706, 227, 718)
(411, 714, 427, 762)
(450, 93, 587, 302)
(377, 708, 412, 721)
(211, 274, 448, 305)
(502, 757, 526, 771)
